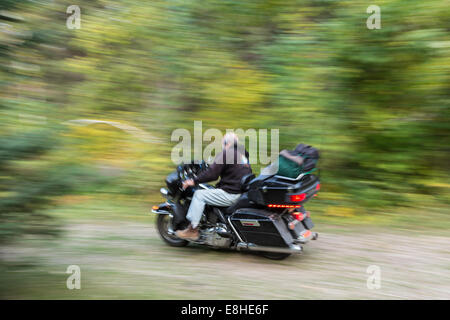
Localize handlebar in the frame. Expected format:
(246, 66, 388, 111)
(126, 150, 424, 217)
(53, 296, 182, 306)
(177, 161, 209, 190)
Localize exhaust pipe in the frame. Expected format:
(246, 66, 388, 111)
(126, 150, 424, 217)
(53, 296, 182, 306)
(293, 231, 319, 244)
(236, 242, 303, 254)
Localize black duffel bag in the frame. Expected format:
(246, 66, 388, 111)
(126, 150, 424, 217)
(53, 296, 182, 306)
(276, 143, 319, 178)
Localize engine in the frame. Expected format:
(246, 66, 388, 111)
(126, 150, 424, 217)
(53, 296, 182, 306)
(201, 223, 231, 248)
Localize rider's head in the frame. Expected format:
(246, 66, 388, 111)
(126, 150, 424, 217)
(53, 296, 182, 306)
(222, 132, 238, 149)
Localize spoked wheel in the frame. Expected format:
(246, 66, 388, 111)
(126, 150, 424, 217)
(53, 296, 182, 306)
(156, 214, 188, 247)
(260, 252, 291, 260)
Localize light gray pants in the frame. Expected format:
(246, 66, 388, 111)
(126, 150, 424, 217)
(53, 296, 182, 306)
(186, 189, 241, 228)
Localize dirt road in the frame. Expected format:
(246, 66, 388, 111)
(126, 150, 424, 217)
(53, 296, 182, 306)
(2, 221, 449, 299)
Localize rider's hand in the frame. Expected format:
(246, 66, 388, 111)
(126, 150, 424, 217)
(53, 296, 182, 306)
(182, 179, 195, 190)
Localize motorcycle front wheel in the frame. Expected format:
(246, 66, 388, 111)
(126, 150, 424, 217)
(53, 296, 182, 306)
(156, 214, 189, 247)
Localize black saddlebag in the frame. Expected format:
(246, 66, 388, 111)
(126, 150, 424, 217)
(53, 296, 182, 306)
(230, 208, 294, 247)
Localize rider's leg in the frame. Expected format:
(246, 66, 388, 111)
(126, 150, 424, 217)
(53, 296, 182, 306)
(186, 189, 241, 228)
(176, 189, 241, 240)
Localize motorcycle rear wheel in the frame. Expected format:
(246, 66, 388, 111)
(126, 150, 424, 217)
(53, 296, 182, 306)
(260, 252, 291, 260)
(156, 214, 189, 247)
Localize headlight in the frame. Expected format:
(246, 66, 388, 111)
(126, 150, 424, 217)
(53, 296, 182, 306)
(160, 187, 169, 198)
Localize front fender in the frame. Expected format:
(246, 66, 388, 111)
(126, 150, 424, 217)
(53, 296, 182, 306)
(151, 202, 174, 214)
(151, 201, 188, 229)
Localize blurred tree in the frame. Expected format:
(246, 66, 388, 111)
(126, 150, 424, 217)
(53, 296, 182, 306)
(0, 0, 448, 237)
(0, 1, 90, 244)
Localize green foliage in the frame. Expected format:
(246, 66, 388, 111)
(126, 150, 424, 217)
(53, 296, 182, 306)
(0, 1, 91, 244)
(0, 0, 449, 245)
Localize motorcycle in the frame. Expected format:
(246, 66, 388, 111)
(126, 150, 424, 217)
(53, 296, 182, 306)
(151, 161, 320, 260)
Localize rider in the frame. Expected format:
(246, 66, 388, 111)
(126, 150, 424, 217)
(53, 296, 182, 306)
(176, 133, 252, 240)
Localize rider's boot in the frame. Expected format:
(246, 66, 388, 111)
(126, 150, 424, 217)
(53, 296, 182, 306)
(175, 224, 199, 241)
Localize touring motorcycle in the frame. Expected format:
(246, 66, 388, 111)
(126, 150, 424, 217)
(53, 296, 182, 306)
(151, 161, 320, 260)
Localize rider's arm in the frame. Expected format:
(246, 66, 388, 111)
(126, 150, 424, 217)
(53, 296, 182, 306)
(193, 152, 225, 184)
(280, 149, 304, 165)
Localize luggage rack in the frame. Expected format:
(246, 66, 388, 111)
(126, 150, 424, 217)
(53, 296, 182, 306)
(273, 168, 318, 182)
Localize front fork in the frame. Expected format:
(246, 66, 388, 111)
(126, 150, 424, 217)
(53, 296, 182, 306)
(152, 202, 176, 235)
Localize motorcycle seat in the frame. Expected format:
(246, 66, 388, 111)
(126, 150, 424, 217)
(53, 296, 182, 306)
(205, 174, 256, 216)
(225, 193, 252, 214)
(208, 193, 252, 216)
(240, 173, 256, 192)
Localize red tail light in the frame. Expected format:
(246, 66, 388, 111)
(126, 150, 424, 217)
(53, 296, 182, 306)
(267, 204, 301, 208)
(300, 230, 312, 238)
(290, 193, 306, 202)
(316, 183, 321, 191)
(292, 212, 305, 221)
